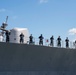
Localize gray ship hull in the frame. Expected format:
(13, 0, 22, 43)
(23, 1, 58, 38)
(0, 42, 76, 75)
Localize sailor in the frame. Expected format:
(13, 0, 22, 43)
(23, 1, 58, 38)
(57, 36, 61, 47)
(29, 34, 33, 44)
(5, 31, 10, 42)
(50, 35, 54, 47)
(39, 34, 44, 45)
(19, 33, 24, 44)
(65, 37, 69, 48)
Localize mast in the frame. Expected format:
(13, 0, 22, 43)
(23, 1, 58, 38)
(0, 16, 9, 42)
(0, 16, 8, 31)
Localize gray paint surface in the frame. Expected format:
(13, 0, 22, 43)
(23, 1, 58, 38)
(0, 42, 76, 75)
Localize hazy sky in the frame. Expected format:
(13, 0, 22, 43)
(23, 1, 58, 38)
(0, 0, 76, 41)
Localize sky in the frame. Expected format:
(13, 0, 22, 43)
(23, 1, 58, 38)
(0, 0, 76, 42)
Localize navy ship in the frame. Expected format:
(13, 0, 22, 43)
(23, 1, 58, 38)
(0, 17, 76, 75)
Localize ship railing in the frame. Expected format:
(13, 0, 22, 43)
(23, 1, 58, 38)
(0, 36, 76, 49)
(34, 38, 75, 49)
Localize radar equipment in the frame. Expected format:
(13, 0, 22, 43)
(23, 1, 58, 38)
(0, 16, 8, 31)
(0, 16, 9, 42)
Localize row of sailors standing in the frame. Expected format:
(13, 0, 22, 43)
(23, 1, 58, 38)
(28, 34, 76, 48)
(5, 31, 76, 48)
(49, 35, 69, 48)
(28, 34, 70, 48)
(19, 33, 44, 45)
(50, 36, 76, 48)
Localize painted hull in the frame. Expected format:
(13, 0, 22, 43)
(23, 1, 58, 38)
(0, 42, 76, 75)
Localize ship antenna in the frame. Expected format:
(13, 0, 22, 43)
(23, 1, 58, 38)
(6, 16, 8, 24)
(1, 16, 8, 29)
(0, 16, 9, 41)
(0, 16, 9, 32)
